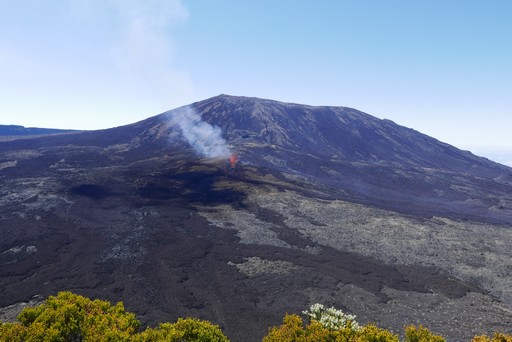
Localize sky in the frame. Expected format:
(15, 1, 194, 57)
(0, 1, 511, 164)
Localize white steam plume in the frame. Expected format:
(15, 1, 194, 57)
(170, 107, 231, 158)
(109, 0, 193, 107)
(71, 0, 193, 110)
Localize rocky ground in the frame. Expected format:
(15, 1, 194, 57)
(1, 152, 511, 341)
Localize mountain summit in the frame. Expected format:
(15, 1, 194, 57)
(1, 95, 511, 340)
(191, 95, 511, 223)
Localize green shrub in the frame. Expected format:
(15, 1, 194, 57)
(2, 291, 139, 341)
(135, 318, 229, 342)
(262, 313, 398, 342)
(0, 292, 229, 342)
(404, 325, 445, 342)
(2, 293, 512, 341)
(472, 333, 512, 342)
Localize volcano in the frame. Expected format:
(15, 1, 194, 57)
(1, 95, 511, 340)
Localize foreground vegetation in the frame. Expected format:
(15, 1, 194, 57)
(1, 292, 510, 341)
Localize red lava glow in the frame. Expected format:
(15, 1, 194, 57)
(229, 154, 238, 168)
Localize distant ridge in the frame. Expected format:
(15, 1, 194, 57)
(0, 124, 76, 136)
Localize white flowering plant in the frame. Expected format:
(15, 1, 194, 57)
(302, 303, 361, 332)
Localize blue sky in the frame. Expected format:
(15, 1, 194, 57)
(0, 1, 511, 163)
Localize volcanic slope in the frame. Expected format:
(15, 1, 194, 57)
(1, 94, 511, 341)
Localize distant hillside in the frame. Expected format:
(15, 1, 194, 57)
(0, 125, 76, 136)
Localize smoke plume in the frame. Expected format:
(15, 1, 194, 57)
(68, 0, 193, 117)
(170, 107, 231, 158)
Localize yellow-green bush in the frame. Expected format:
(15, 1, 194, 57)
(135, 318, 229, 342)
(262, 313, 399, 342)
(2, 293, 512, 341)
(262, 311, 512, 342)
(2, 291, 139, 341)
(0, 292, 228, 342)
(471, 333, 512, 342)
(404, 325, 445, 342)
